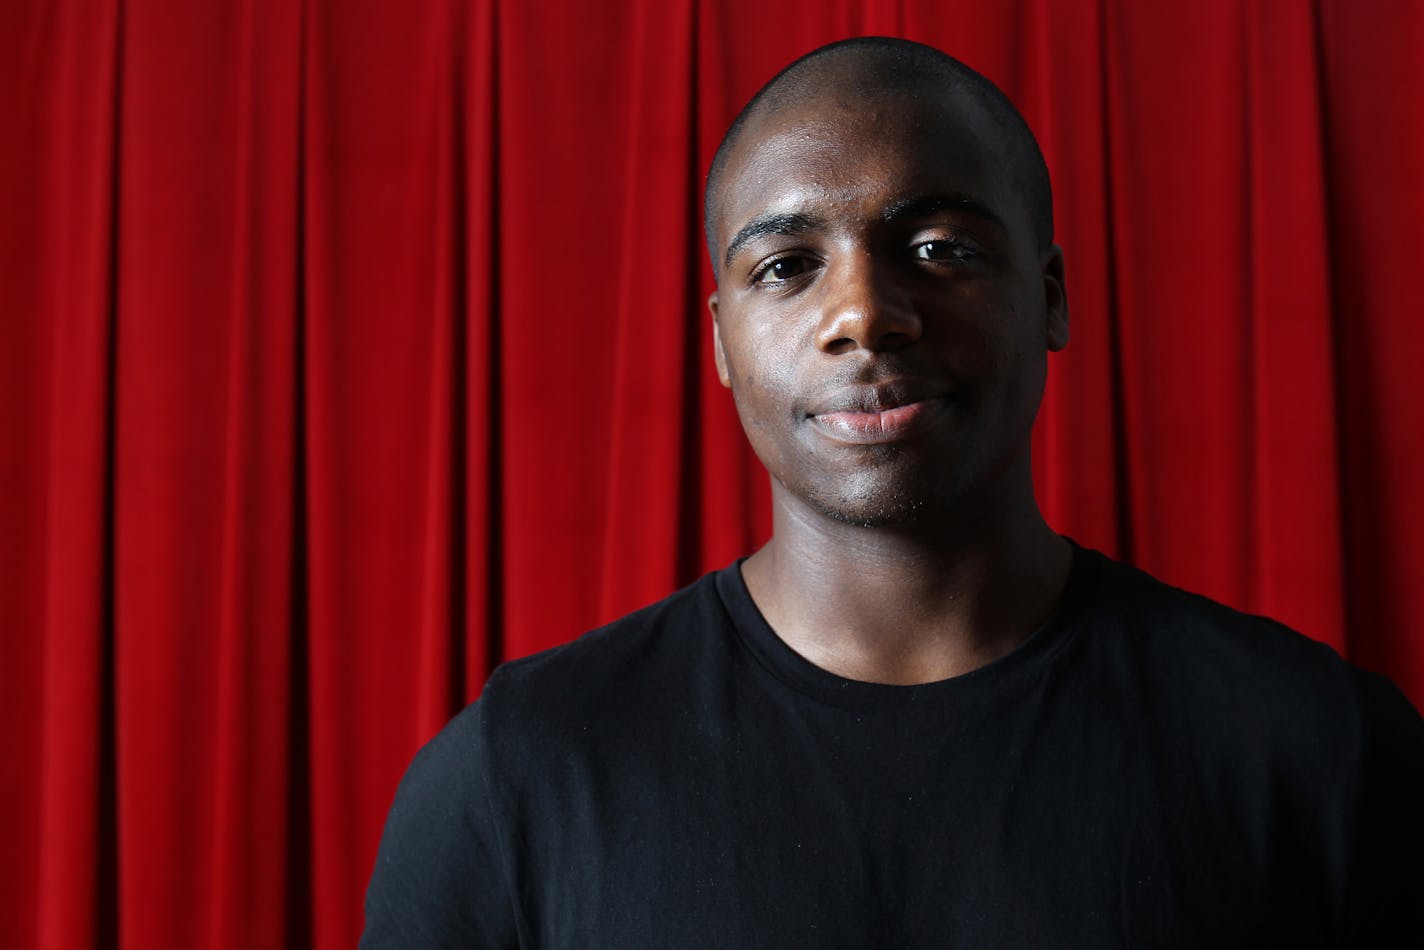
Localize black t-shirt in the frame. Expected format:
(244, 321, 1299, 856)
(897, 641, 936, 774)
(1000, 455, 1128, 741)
(361, 547, 1424, 948)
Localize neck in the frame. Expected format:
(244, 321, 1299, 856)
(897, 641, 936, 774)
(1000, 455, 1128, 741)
(741, 467, 1071, 685)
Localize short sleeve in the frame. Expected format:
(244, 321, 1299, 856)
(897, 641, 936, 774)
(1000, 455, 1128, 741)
(1343, 671, 1424, 945)
(361, 699, 520, 949)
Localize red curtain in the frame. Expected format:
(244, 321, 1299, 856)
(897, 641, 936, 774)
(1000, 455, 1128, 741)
(3, 1, 1422, 947)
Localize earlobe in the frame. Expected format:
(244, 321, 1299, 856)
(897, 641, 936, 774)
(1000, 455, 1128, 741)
(1042, 244, 1070, 352)
(709, 292, 732, 388)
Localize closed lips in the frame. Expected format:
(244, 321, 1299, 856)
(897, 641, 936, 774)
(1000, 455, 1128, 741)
(808, 386, 950, 444)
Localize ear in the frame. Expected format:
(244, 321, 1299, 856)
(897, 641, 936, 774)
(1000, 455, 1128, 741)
(709, 291, 732, 388)
(1041, 243, 1070, 352)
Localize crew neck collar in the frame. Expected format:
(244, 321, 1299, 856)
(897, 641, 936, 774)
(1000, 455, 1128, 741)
(714, 540, 1100, 712)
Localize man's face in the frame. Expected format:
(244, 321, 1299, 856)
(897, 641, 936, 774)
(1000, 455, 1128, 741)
(708, 90, 1068, 528)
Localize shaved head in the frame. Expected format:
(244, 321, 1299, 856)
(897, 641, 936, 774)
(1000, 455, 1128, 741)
(704, 37, 1054, 264)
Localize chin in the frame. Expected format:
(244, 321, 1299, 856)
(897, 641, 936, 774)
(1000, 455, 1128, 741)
(805, 485, 936, 529)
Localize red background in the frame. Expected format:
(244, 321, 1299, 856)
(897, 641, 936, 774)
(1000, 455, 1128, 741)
(3, 1, 1422, 947)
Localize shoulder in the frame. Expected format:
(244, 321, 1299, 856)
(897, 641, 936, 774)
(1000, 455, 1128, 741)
(1084, 549, 1359, 695)
(1073, 549, 1421, 756)
(486, 565, 732, 696)
(362, 702, 515, 946)
(1077, 550, 1424, 939)
(362, 567, 741, 945)
(474, 565, 739, 759)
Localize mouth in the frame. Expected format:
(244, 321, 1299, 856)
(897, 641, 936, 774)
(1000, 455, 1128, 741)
(806, 383, 951, 445)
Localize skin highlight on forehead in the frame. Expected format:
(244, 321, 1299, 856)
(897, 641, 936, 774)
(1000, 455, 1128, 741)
(704, 38, 1054, 267)
(716, 99, 1019, 276)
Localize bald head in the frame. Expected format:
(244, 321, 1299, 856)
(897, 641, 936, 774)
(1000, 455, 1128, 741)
(704, 37, 1054, 265)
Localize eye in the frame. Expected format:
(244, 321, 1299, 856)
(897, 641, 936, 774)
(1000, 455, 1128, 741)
(752, 256, 816, 284)
(912, 238, 977, 263)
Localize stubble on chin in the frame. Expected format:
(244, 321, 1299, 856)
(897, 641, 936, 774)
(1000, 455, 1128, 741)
(796, 466, 937, 529)
(813, 495, 929, 529)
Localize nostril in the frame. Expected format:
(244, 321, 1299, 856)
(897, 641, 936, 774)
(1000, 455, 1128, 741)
(824, 337, 856, 355)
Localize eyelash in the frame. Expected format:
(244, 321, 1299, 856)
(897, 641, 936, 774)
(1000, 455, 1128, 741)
(912, 236, 979, 263)
(748, 235, 981, 287)
(750, 255, 817, 285)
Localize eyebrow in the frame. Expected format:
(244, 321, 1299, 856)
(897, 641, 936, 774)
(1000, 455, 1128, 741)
(722, 211, 825, 269)
(880, 193, 1007, 231)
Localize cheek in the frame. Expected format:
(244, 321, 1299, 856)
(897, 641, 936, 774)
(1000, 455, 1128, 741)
(721, 331, 807, 470)
(728, 385, 794, 485)
(958, 297, 1037, 380)
(728, 369, 793, 447)
(723, 323, 801, 407)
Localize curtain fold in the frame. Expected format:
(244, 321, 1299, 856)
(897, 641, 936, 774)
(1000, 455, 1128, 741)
(1320, 0, 1424, 678)
(3, 1, 1421, 946)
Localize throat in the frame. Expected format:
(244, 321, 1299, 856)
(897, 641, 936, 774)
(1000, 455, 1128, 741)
(740, 524, 1072, 686)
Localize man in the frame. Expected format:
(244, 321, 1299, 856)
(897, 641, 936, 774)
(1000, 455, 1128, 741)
(363, 37, 1423, 948)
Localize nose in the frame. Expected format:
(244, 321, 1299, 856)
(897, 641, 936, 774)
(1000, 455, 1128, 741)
(814, 253, 922, 354)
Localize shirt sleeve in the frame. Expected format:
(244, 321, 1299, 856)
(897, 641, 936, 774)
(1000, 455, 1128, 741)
(361, 699, 520, 949)
(1342, 670, 1424, 946)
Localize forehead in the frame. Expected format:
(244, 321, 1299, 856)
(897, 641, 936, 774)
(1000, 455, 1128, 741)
(713, 92, 1014, 249)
